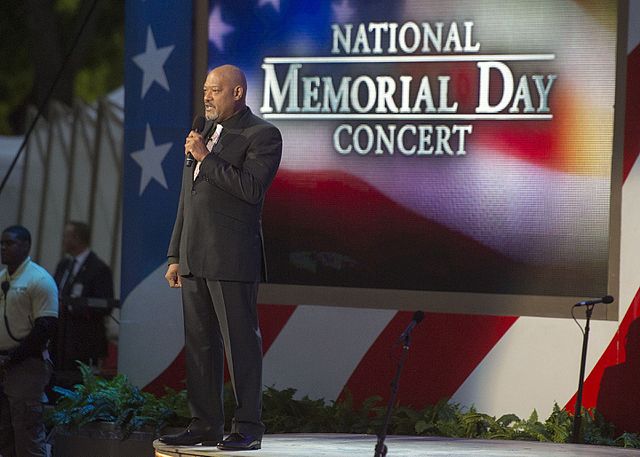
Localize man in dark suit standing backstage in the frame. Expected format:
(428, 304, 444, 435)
(160, 64, 282, 450)
(53, 221, 114, 370)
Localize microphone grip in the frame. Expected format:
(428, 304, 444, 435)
(399, 311, 424, 341)
(400, 321, 416, 341)
(185, 153, 195, 167)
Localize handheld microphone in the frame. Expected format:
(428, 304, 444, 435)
(575, 295, 614, 307)
(400, 310, 425, 341)
(186, 115, 206, 167)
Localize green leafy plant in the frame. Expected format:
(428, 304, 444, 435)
(414, 398, 465, 436)
(46, 368, 639, 449)
(47, 363, 190, 438)
(543, 403, 572, 443)
(582, 408, 617, 446)
(260, 390, 638, 449)
(616, 433, 640, 448)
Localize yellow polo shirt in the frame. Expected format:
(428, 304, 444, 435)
(0, 257, 58, 351)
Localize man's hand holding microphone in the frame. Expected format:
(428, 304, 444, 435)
(185, 115, 210, 165)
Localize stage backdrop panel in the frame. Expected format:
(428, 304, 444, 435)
(207, 0, 623, 319)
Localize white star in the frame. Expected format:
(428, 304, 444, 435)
(208, 4, 235, 51)
(259, 0, 280, 12)
(130, 125, 173, 195)
(132, 27, 175, 98)
(332, 0, 355, 23)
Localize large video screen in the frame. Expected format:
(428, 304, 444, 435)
(207, 0, 622, 316)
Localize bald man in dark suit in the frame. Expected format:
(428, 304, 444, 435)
(160, 65, 282, 450)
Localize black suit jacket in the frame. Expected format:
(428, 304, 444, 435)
(53, 251, 114, 365)
(54, 251, 114, 300)
(168, 107, 282, 282)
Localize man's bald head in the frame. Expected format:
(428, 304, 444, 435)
(213, 65, 247, 95)
(203, 64, 248, 122)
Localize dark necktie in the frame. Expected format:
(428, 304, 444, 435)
(59, 258, 76, 296)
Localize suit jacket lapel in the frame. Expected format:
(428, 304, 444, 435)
(202, 120, 216, 141)
(67, 252, 93, 295)
(212, 129, 226, 154)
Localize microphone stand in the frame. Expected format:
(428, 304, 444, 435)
(571, 302, 595, 444)
(374, 332, 413, 457)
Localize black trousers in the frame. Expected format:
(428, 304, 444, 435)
(180, 277, 264, 438)
(0, 357, 52, 457)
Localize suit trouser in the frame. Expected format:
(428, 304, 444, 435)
(181, 276, 264, 438)
(0, 357, 52, 457)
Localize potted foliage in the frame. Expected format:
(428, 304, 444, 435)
(47, 363, 189, 457)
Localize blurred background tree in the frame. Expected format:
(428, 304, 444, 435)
(0, 0, 124, 135)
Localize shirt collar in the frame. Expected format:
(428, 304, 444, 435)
(73, 248, 91, 268)
(4, 256, 31, 281)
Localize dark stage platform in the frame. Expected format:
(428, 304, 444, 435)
(154, 434, 640, 457)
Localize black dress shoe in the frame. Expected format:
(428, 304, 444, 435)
(217, 432, 262, 450)
(159, 419, 222, 446)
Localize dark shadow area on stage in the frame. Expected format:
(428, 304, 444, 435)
(596, 317, 640, 434)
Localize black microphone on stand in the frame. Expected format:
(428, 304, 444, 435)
(374, 310, 425, 457)
(570, 294, 614, 443)
(575, 295, 614, 307)
(399, 310, 425, 342)
(186, 115, 206, 167)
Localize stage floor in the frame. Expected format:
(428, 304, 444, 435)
(154, 434, 640, 457)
